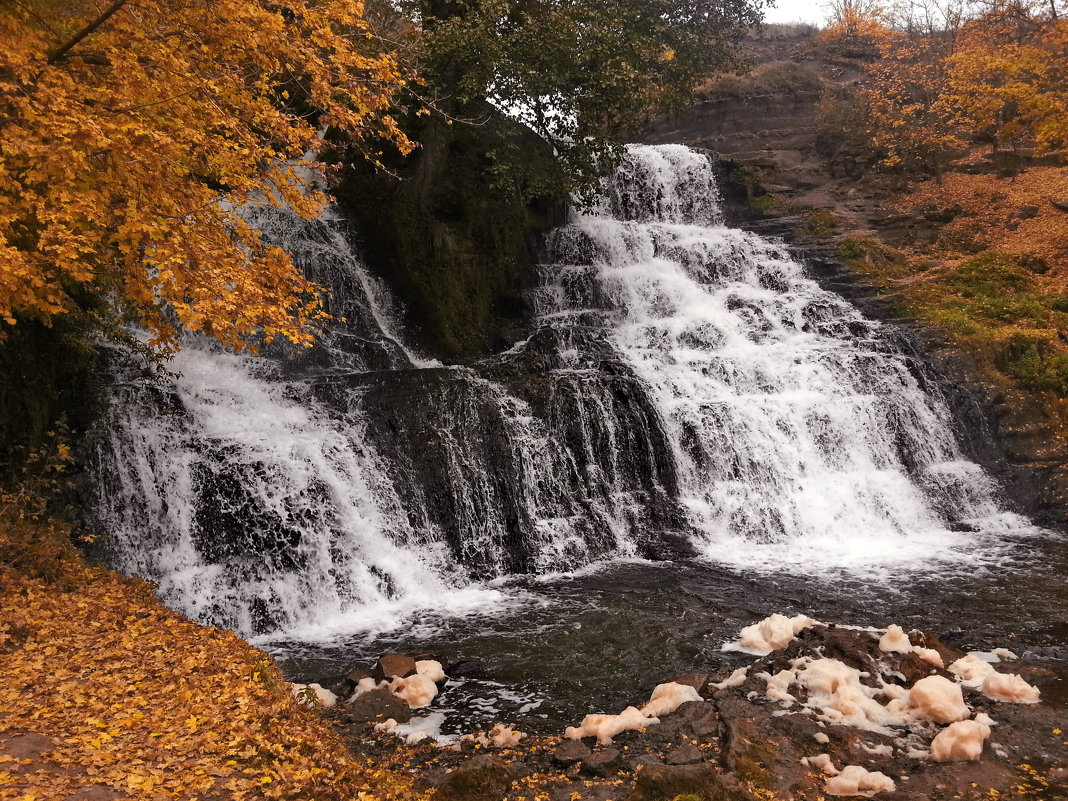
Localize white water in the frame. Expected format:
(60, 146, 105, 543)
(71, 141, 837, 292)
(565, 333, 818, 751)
(93, 145, 1036, 641)
(540, 144, 1035, 573)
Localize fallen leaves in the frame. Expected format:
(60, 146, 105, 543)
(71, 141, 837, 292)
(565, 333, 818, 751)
(0, 552, 424, 800)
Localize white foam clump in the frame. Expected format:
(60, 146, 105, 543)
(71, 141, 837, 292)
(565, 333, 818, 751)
(796, 659, 906, 733)
(290, 683, 337, 708)
(710, 666, 748, 690)
(390, 674, 438, 708)
(878, 625, 943, 667)
(878, 625, 912, 654)
(641, 682, 702, 717)
(981, 671, 1040, 704)
(728, 614, 817, 656)
(802, 753, 839, 775)
(813, 732, 830, 744)
(993, 647, 1018, 660)
(824, 765, 896, 797)
(949, 655, 1040, 703)
(949, 654, 997, 687)
(565, 706, 659, 745)
(908, 676, 970, 724)
(415, 659, 446, 683)
(930, 719, 991, 762)
(487, 723, 525, 748)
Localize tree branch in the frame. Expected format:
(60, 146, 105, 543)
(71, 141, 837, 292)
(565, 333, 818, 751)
(47, 0, 129, 65)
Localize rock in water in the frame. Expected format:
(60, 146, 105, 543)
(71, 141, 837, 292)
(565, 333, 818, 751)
(342, 688, 412, 725)
(373, 653, 418, 682)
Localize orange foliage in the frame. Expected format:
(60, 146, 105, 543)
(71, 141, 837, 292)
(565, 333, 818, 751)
(820, 1, 1067, 173)
(899, 167, 1068, 269)
(0, 0, 411, 352)
(0, 554, 421, 800)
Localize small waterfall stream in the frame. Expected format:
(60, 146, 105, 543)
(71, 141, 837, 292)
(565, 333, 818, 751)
(90, 145, 1036, 642)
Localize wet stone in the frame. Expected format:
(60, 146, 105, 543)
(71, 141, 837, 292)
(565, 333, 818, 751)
(445, 659, 488, 678)
(664, 744, 704, 765)
(342, 688, 411, 725)
(552, 739, 592, 767)
(373, 653, 417, 682)
(626, 763, 734, 801)
(580, 747, 623, 777)
(436, 755, 516, 801)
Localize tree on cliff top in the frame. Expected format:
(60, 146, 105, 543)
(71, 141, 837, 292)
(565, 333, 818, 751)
(400, 0, 770, 198)
(0, 0, 410, 353)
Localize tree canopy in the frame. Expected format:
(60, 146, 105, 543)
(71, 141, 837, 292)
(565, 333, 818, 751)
(400, 0, 769, 198)
(819, 0, 1067, 173)
(0, 0, 410, 352)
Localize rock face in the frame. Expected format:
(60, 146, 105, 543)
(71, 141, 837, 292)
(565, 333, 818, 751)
(340, 688, 412, 725)
(335, 104, 566, 361)
(435, 755, 517, 801)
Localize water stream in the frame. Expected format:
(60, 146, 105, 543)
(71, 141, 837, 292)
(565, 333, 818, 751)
(89, 145, 1065, 732)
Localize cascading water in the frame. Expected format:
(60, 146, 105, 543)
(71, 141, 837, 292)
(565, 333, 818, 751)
(539, 144, 1033, 573)
(90, 145, 1036, 644)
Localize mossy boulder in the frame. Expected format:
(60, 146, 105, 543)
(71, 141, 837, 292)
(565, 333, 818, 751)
(334, 105, 567, 361)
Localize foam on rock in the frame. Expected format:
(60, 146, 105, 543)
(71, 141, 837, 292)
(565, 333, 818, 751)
(802, 753, 839, 775)
(415, 659, 446, 683)
(878, 625, 912, 654)
(390, 673, 438, 708)
(981, 671, 1041, 704)
(729, 613, 817, 655)
(949, 654, 997, 687)
(824, 765, 896, 797)
(710, 666, 748, 690)
(908, 676, 970, 724)
(930, 719, 991, 762)
(565, 706, 659, 745)
(290, 682, 338, 708)
(877, 625, 943, 667)
(641, 682, 702, 717)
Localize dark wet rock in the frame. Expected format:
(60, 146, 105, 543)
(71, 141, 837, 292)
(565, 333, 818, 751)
(627, 763, 737, 801)
(435, 755, 517, 801)
(671, 674, 710, 692)
(446, 659, 488, 678)
(551, 786, 620, 801)
(629, 754, 664, 770)
(340, 688, 411, 725)
(373, 653, 417, 682)
(664, 744, 704, 765)
(580, 747, 623, 777)
(552, 739, 592, 767)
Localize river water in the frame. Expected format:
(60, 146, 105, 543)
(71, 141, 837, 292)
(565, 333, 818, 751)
(90, 145, 1067, 736)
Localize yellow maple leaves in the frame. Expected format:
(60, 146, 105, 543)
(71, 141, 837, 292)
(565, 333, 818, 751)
(0, 559, 424, 800)
(0, 0, 411, 353)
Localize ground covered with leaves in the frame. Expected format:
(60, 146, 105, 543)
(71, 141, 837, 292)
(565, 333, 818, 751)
(0, 513, 423, 801)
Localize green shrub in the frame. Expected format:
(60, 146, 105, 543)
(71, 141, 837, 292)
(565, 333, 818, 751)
(804, 209, 839, 237)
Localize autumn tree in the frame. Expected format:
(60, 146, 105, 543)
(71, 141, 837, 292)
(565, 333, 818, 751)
(0, 0, 411, 353)
(818, 0, 1066, 174)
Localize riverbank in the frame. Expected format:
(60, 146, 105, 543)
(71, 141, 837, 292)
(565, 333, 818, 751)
(0, 511, 422, 801)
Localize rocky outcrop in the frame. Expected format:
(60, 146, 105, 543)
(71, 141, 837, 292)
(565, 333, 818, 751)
(335, 625, 1067, 801)
(334, 104, 567, 362)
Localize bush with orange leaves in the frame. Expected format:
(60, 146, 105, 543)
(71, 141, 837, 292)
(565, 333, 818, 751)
(0, 0, 411, 354)
(817, 1, 1067, 175)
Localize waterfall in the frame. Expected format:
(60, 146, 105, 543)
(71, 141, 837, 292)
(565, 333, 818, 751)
(540, 144, 1032, 572)
(90, 146, 1033, 641)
